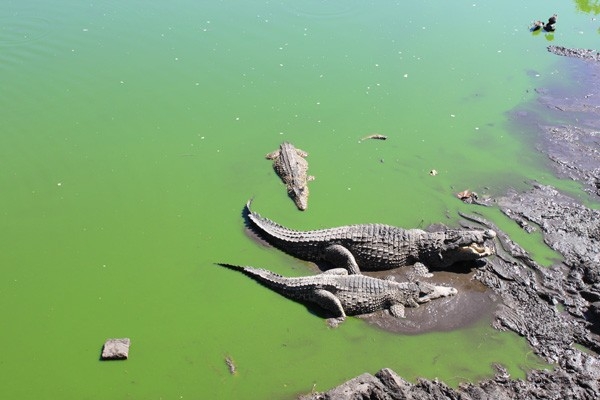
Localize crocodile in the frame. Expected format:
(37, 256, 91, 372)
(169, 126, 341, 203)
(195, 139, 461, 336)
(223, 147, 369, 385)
(216, 263, 457, 322)
(245, 201, 496, 275)
(266, 142, 314, 211)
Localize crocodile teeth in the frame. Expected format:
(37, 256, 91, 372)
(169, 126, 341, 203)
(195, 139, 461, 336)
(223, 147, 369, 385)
(460, 244, 491, 254)
(472, 244, 486, 253)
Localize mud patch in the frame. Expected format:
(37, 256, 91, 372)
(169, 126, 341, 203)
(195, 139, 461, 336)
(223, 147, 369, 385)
(359, 269, 497, 334)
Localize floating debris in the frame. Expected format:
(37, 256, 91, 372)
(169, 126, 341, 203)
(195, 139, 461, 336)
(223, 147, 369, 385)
(429, 169, 438, 176)
(456, 189, 493, 207)
(360, 133, 388, 141)
(225, 356, 237, 375)
(457, 189, 478, 203)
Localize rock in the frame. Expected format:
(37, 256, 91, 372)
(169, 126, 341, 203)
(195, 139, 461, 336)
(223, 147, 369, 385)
(101, 338, 130, 360)
(300, 372, 390, 400)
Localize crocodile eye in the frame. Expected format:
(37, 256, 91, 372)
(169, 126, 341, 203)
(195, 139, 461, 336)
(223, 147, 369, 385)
(484, 230, 496, 239)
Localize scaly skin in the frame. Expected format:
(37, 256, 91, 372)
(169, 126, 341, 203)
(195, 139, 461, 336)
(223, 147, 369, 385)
(217, 264, 457, 322)
(266, 142, 314, 211)
(245, 201, 496, 274)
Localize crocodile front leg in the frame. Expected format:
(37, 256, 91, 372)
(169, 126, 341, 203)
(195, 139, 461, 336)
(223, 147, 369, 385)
(322, 244, 361, 274)
(389, 303, 406, 318)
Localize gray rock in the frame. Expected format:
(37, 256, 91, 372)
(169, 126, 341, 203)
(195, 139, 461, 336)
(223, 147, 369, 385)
(101, 338, 130, 360)
(300, 372, 391, 400)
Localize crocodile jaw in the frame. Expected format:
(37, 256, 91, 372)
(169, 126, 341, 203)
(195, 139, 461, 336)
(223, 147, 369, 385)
(459, 229, 496, 257)
(417, 284, 458, 303)
(459, 242, 495, 257)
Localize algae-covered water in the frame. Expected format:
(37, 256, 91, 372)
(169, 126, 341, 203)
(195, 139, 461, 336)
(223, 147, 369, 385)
(2, 1, 599, 399)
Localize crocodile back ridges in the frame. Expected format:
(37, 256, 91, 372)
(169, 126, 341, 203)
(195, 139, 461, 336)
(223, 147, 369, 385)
(218, 263, 405, 314)
(221, 263, 396, 293)
(247, 204, 417, 267)
(218, 264, 317, 296)
(278, 143, 305, 187)
(247, 204, 405, 243)
(249, 211, 355, 241)
(267, 142, 312, 211)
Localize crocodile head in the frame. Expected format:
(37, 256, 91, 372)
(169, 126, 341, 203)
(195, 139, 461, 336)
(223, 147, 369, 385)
(389, 281, 458, 318)
(425, 228, 496, 269)
(416, 281, 458, 304)
(289, 186, 309, 211)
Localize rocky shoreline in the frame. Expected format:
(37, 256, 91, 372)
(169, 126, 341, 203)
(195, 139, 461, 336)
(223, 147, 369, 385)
(300, 48, 600, 399)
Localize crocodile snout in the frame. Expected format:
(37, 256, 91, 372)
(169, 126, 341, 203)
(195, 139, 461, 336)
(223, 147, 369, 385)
(417, 283, 458, 303)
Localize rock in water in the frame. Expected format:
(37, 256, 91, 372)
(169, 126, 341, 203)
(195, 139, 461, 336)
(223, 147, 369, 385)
(101, 338, 131, 360)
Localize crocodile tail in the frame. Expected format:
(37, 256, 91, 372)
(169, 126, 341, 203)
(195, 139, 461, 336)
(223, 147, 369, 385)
(244, 200, 299, 240)
(245, 198, 254, 212)
(216, 263, 247, 273)
(215, 263, 289, 289)
(216, 263, 314, 305)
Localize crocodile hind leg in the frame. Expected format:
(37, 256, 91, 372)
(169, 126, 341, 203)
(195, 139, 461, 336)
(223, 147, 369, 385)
(311, 289, 347, 327)
(322, 244, 361, 274)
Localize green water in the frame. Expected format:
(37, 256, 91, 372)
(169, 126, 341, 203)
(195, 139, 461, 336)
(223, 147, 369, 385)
(2, 1, 599, 398)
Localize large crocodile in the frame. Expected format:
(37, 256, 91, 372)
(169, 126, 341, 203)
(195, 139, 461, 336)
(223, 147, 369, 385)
(216, 263, 457, 323)
(266, 142, 314, 211)
(245, 201, 496, 274)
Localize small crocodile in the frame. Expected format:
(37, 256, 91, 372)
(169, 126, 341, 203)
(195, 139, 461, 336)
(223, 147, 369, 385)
(216, 263, 457, 323)
(266, 142, 314, 211)
(245, 201, 496, 274)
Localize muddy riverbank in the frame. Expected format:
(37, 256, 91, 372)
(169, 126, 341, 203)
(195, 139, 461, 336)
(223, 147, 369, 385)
(300, 48, 600, 399)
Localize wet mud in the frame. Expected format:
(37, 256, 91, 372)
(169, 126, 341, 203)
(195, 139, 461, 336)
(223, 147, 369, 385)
(361, 269, 497, 334)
